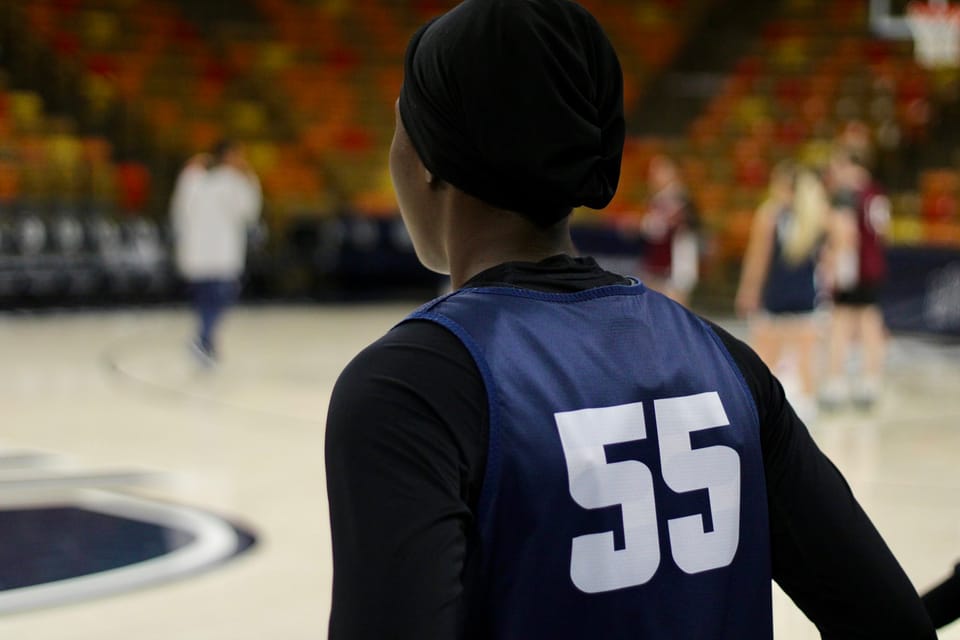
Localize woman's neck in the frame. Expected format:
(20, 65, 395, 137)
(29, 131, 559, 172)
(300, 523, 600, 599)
(443, 197, 575, 288)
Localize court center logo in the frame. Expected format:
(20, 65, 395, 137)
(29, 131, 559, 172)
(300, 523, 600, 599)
(0, 450, 256, 614)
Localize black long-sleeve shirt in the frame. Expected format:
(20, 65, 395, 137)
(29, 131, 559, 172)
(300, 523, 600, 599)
(325, 255, 935, 639)
(923, 561, 960, 628)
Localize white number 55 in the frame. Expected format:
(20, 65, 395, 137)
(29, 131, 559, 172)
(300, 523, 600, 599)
(555, 392, 741, 594)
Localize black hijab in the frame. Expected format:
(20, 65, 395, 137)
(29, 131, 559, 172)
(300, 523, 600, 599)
(398, 0, 625, 227)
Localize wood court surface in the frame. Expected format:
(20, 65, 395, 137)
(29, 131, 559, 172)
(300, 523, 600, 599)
(1, 304, 959, 639)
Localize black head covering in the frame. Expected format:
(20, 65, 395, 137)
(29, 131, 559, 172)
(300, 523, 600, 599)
(398, 0, 625, 227)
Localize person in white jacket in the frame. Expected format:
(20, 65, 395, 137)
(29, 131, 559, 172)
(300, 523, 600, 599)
(171, 140, 261, 364)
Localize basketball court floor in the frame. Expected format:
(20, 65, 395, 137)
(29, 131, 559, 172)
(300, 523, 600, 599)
(1, 302, 959, 639)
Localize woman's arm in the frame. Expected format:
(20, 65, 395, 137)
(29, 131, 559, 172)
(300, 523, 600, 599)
(922, 561, 960, 628)
(325, 320, 487, 640)
(709, 323, 936, 639)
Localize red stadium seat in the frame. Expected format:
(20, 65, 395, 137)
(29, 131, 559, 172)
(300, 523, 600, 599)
(115, 162, 150, 213)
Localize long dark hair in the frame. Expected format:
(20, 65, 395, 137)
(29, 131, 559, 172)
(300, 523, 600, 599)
(210, 139, 237, 167)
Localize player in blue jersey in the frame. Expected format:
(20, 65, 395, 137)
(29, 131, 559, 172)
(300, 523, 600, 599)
(324, 1, 935, 638)
(736, 161, 829, 422)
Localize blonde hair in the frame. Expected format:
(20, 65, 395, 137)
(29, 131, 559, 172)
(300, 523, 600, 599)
(763, 161, 828, 265)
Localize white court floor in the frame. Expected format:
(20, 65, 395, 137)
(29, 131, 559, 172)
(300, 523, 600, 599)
(0, 303, 959, 639)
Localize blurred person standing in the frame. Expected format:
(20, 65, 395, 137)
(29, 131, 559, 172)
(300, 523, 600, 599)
(736, 161, 829, 422)
(621, 154, 700, 305)
(170, 140, 262, 364)
(820, 148, 891, 409)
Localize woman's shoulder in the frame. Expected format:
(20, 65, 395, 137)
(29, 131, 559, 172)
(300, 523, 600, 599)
(327, 318, 487, 471)
(332, 318, 481, 408)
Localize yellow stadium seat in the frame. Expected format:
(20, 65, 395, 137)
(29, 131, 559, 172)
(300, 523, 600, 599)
(9, 92, 44, 134)
(247, 142, 280, 173)
(228, 101, 268, 138)
(83, 10, 120, 50)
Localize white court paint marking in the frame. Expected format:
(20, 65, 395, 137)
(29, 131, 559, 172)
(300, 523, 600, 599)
(99, 328, 326, 426)
(0, 489, 241, 614)
(0, 470, 164, 491)
(0, 451, 62, 470)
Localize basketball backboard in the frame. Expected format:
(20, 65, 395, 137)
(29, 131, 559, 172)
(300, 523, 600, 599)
(871, 0, 960, 68)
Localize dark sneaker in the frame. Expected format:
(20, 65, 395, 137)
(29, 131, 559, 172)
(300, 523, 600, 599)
(189, 340, 217, 368)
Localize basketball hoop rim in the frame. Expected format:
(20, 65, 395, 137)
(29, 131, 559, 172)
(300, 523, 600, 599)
(907, 1, 960, 21)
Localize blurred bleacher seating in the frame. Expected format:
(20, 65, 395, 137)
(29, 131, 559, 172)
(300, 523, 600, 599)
(0, 0, 956, 306)
(591, 0, 960, 306)
(0, 0, 713, 303)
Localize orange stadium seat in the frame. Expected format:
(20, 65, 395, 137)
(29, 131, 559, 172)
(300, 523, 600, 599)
(188, 120, 223, 155)
(0, 159, 21, 205)
(920, 169, 959, 222)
